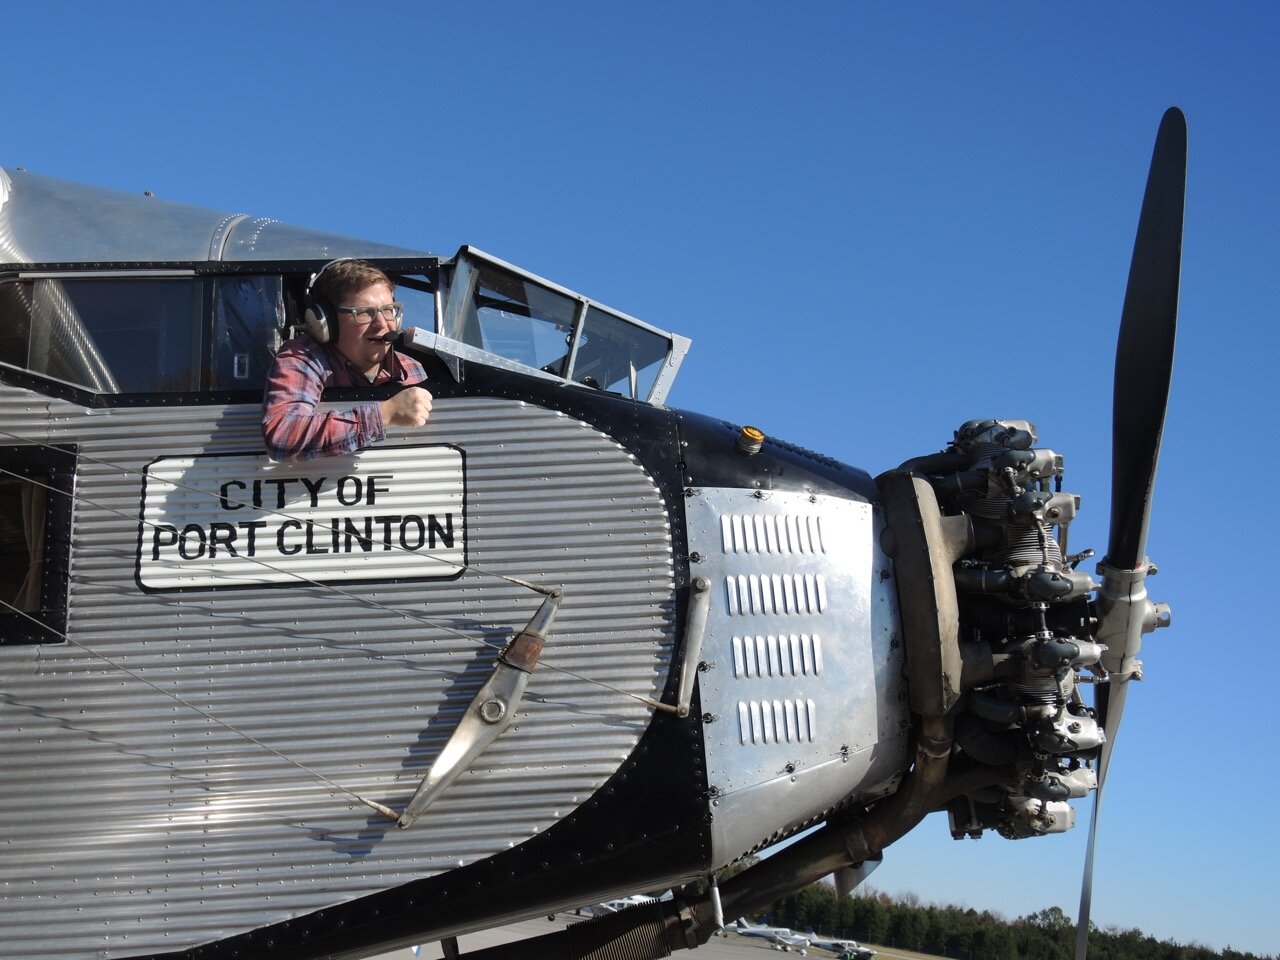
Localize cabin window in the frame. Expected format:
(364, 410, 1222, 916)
(0, 445, 74, 645)
(30, 278, 202, 392)
(0, 275, 289, 394)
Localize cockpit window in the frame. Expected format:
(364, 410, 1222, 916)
(440, 250, 687, 402)
(572, 305, 669, 398)
(448, 263, 579, 375)
(388, 274, 437, 336)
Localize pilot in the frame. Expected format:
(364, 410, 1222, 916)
(262, 259, 433, 461)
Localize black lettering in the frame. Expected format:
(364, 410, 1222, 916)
(301, 476, 325, 508)
(336, 475, 363, 506)
(208, 522, 239, 558)
(241, 520, 268, 556)
(344, 517, 373, 552)
(428, 513, 455, 549)
(330, 517, 340, 553)
(177, 523, 208, 560)
(277, 520, 302, 555)
(305, 520, 330, 554)
(220, 479, 246, 510)
(373, 515, 397, 550)
(151, 525, 179, 561)
(264, 478, 290, 509)
(400, 515, 426, 551)
(252, 479, 264, 509)
(365, 474, 393, 505)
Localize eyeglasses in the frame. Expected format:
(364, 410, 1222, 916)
(335, 302, 405, 324)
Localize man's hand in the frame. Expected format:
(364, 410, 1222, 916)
(380, 386, 433, 428)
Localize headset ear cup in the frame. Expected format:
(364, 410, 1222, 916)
(303, 295, 331, 344)
(303, 257, 357, 344)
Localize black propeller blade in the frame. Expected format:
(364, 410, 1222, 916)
(1076, 107, 1186, 960)
(1106, 106, 1186, 573)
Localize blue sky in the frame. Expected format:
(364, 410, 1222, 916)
(5, 2, 1277, 955)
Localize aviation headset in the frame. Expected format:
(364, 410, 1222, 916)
(302, 258, 401, 344)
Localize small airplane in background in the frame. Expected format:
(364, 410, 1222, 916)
(729, 918, 811, 952)
(804, 932, 876, 959)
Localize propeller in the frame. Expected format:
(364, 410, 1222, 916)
(1075, 107, 1185, 960)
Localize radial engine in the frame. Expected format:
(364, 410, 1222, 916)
(885, 417, 1114, 842)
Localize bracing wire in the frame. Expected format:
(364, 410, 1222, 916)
(0, 429, 674, 809)
(0, 436, 871, 831)
(0, 461, 668, 707)
(0, 595, 399, 820)
(0, 426, 554, 595)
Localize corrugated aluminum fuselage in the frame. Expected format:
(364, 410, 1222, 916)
(2, 388, 679, 958)
(0, 379, 909, 960)
(0, 166, 910, 959)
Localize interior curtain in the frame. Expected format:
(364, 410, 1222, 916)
(14, 481, 46, 612)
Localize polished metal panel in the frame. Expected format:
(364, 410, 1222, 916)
(737, 697, 818, 744)
(0, 392, 674, 959)
(725, 573, 828, 615)
(686, 488, 910, 865)
(219, 216, 430, 262)
(731, 633, 824, 680)
(0, 167, 429, 265)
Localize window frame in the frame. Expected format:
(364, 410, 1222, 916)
(440, 247, 689, 405)
(0, 444, 76, 646)
(0, 260, 442, 407)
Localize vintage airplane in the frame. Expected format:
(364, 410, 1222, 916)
(0, 108, 1184, 960)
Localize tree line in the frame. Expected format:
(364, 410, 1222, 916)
(757, 884, 1272, 960)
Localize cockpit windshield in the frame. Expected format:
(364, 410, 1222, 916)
(463, 265, 579, 374)
(438, 248, 687, 404)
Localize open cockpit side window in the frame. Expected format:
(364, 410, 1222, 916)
(211, 276, 286, 389)
(0, 444, 74, 645)
(387, 273, 439, 338)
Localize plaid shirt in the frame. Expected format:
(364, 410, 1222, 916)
(261, 336, 428, 462)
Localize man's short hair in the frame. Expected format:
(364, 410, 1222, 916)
(313, 259, 394, 306)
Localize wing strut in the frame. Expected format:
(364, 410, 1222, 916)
(398, 589, 563, 828)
